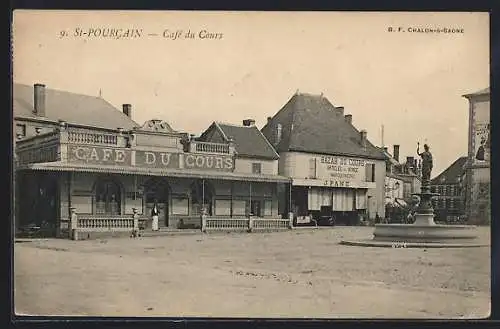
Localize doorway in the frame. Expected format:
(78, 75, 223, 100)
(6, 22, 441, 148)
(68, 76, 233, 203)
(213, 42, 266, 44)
(144, 178, 170, 228)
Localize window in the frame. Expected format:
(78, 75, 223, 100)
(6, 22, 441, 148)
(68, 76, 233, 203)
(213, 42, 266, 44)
(16, 124, 26, 139)
(449, 199, 455, 209)
(365, 163, 375, 182)
(252, 163, 262, 174)
(445, 199, 451, 209)
(438, 186, 444, 195)
(94, 179, 121, 215)
(308, 158, 317, 179)
(431, 186, 436, 193)
(445, 185, 452, 196)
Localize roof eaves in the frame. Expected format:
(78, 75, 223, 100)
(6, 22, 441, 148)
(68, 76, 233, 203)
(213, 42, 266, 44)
(214, 122, 229, 141)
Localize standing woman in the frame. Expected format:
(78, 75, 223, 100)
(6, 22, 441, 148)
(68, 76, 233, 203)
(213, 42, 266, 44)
(151, 200, 160, 231)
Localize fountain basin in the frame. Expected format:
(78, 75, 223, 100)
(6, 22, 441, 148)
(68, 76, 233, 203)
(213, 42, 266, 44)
(373, 223, 478, 242)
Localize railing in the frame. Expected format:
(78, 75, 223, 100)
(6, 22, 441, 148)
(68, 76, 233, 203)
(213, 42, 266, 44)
(192, 141, 230, 154)
(203, 216, 292, 232)
(76, 216, 134, 232)
(252, 218, 290, 230)
(67, 131, 119, 146)
(206, 218, 249, 231)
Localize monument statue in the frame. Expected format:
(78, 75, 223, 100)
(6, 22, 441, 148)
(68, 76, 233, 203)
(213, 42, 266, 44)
(417, 142, 433, 183)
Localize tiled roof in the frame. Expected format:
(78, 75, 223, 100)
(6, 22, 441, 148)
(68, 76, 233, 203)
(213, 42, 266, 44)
(13, 83, 139, 130)
(262, 92, 386, 160)
(202, 122, 279, 160)
(431, 156, 467, 185)
(463, 87, 490, 97)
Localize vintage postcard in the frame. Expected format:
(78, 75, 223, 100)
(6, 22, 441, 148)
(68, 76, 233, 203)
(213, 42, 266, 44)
(12, 10, 490, 318)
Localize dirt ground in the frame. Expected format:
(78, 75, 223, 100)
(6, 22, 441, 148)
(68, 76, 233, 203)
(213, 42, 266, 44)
(14, 226, 491, 319)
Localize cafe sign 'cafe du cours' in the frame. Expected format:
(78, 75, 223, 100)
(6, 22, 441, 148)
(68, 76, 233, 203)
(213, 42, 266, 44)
(68, 146, 235, 172)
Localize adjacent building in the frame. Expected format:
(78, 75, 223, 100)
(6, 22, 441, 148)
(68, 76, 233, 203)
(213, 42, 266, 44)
(430, 156, 467, 222)
(261, 92, 386, 225)
(381, 144, 422, 221)
(14, 83, 290, 237)
(463, 87, 490, 224)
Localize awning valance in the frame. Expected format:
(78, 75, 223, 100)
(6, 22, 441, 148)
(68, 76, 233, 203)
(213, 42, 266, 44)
(16, 161, 291, 183)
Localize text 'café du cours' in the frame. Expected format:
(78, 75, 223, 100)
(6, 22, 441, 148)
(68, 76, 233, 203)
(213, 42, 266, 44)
(71, 28, 223, 40)
(69, 146, 234, 170)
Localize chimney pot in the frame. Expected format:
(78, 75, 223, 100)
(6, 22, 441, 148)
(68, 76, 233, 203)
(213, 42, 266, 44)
(267, 116, 272, 123)
(393, 144, 400, 162)
(336, 106, 345, 116)
(33, 83, 46, 117)
(243, 119, 256, 127)
(344, 114, 352, 124)
(383, 146, 388, 153)
(122, 104, 132, 118)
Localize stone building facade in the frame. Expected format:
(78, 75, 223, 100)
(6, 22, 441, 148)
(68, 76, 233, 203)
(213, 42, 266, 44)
(262, 92, 386, 225)
(463, 87, 490, 225)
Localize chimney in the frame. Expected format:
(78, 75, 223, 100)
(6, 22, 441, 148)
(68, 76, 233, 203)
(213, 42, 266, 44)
(393, 145, 400, 162)
(267, 116, 272, 124)
(33, 83, 46, 117)
(336, 106, 344, 116)
(243, 119, 256, 127)
(122, 104, 132, 118)
(407, 156, 415, 168)
(360, 130, 367, 147)
(383, 146, 388, 153)
(344, 114, 352, 124)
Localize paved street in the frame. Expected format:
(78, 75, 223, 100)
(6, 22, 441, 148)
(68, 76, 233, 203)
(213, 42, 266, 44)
(14, 227, 490, 318)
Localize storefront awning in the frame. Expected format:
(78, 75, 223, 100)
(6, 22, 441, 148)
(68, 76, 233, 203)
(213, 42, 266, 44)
(16, 161, 292, 183)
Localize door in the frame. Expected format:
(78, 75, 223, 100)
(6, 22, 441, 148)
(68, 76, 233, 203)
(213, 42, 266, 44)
(144, 179, 170, 228)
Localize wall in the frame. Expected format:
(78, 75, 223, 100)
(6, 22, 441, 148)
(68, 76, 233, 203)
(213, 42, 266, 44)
(14, 118, 57, 140)
(469, 167, 490, 224)
(470, 98, 490, 165)
(385, 176, 404, 201)
(279, 151, 385, 218)
(234, 157, 278, 175)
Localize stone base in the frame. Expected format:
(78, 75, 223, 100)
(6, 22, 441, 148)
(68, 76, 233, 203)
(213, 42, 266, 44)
(413, 213, 436, 226)
(340, 239, 489, 248)
(373, 223, 478, 241)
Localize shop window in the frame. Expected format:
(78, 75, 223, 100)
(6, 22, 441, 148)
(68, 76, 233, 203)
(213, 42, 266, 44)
(263, 200, 273, 216)
(16, 124, 26, 139)
(252, 163, 262, 174)
(191, 180, 212, 216)
(94, 179, 121, 215)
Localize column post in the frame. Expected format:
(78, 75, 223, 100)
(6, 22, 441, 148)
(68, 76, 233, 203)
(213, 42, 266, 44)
(132, 208, 139, 236)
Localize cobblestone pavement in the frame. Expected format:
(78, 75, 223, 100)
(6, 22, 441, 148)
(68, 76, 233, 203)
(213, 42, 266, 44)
(14, 226, 490, 318)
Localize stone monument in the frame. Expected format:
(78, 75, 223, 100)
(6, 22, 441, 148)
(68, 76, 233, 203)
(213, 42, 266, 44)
(340, 142, 485, 248)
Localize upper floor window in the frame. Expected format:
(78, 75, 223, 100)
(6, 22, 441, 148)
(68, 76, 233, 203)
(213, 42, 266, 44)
(365, 163, 375, 182)
(308, 158, 317, 179)
(252, 163, 262, 174)
(16, 124, 26, 139)
(445, 185, 452, 196)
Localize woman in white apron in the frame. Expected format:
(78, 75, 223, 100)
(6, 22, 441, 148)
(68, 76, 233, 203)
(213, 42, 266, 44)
(151, 201, 159, 231)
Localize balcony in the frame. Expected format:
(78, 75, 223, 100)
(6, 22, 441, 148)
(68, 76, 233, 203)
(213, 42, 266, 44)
(189, 141, 233, 155)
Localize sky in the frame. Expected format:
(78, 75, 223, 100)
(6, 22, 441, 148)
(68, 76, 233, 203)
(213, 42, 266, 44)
(12, 11, 489, 177)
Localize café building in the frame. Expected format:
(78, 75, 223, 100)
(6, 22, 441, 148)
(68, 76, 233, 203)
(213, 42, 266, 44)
(14, 83, 290, 237)
(261, 92, 386, 225)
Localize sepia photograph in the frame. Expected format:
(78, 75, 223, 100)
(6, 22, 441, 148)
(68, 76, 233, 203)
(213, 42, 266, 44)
(12, 10, 490, 319)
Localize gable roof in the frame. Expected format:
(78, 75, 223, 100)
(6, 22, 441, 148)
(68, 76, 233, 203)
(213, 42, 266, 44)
(13, 83, 140, 130)
(431, 156, 467, 185)
(262, 92, 385, 160)
(463, 87, 490, 98)
(200, 122, 279, 160)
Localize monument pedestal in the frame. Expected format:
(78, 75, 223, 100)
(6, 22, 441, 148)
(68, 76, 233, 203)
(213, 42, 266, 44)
(340, 181, 485, 248)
